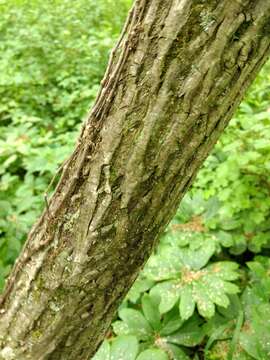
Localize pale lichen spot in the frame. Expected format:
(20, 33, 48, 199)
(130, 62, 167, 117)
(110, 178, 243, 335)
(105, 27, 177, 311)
(49, 302, 61, 312)
(0, 347, 16, 360)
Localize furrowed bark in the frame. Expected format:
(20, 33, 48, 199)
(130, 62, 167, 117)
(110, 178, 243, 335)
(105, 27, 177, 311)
(0, 0, 270, 359)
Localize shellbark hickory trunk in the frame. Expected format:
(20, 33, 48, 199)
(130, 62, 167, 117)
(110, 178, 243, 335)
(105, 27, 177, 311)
(0, 0, 269, 359)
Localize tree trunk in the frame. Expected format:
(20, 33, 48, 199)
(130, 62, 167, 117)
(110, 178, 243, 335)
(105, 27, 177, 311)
(0, 0, 269, 359)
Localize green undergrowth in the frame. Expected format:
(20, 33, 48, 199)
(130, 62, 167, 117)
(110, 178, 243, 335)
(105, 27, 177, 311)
(0, 1, 270, 359)
(94, 61, 270, 359)
(0, 0, 131, 286)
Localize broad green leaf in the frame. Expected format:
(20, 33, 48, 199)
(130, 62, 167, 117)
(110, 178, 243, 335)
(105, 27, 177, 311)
(217, 231, 233, 247)
(127, 278, 154, 303)
(193, 282, 215, 318)
(144, 247, 183, 281)
(220, 294, 241, 317)
(202, 277, 230, 308)
(223, 282, 239, 295)
(180, 285, 195, 320)
(136, 349, 169, 360)
(247, 261, 266, 278)
(239, 333, 262, 360)
(118, 308, 152, 340)
(92, 340, 110, 360)
(220, 218, 241, 231)
(204, 321, 234, 352)
(110, 336, 139, 360)
(166, 344, 190, 360)
(112, 320, 130, 337)
(142, 294, 161, 331)
(166, 314, 204, 347)
(178, 238, 216, 270)
(239, 303, 270, 360)
(160, 316, 184, 337)
(207, 262, 239, 281)
(150, 281, 180, 314)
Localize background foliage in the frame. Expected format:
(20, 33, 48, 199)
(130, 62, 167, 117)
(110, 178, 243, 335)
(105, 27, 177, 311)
(0, 1, 270, 359)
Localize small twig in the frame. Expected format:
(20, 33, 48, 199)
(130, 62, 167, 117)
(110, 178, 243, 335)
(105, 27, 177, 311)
(44, 161, 67, 214)
(44, 193, 50, 212)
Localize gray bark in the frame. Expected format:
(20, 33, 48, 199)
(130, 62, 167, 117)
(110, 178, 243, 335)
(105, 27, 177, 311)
(0, 0, 269, 359)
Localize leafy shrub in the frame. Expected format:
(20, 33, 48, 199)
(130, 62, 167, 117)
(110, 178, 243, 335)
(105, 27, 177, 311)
(94, 64, 270, 359)
(192, 65, 270, 255)
(0, 0, 131, 280)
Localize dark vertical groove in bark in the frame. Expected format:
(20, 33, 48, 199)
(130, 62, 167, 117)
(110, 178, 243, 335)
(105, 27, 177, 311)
(0, 0, 270, 359)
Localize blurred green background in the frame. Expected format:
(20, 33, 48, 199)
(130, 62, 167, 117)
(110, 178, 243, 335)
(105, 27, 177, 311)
(0, 1, 270, 359)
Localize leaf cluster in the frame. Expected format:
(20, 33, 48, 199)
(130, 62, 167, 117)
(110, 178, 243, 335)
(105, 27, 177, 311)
(94, 62, 270, 359)
(0, 0, 131, 284)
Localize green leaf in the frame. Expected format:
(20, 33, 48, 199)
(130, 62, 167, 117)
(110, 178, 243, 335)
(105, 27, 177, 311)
(207, 262, 239, 281)
(160, 310, 184, 336)
(110, 336, 139, 360)
(127, 278, 154, 303)
(239, 303, 270, 360)
(144, 247, 182, 281)
(136, 349, 169, 360)
(202, 277, 230, 308)
(217, 231, 233, 248)
(150, 281, 180, 314)
(193, 281, 215, 318)
(92, 340, 110, 360)
(166, 314, 204, 347)
(180, 285, 195, 320)
(204, 321, 234, 352)
(118, 308, 152, 340)
(166, 344, 190, 360)
(112, 320, 130, 337)
(239, 333, 262, 360)
(179, 237, 216, 270)
(217, 294, 242, 320)
(142, 294, 161, 331)
(223, 282, 239, 295)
